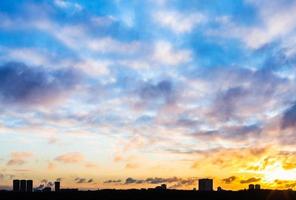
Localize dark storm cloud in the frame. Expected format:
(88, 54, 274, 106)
(0, 62, 80, 105)
(139, 80, 175, 104)
(222, 176, 236, 184)
(240, 177, 261, 184)
(282, 103, 296, 129)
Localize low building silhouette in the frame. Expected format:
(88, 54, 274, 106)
(42, 187, 51, 192)
(26, 180, 33, 192)
(55, 181, 60, 192)
(249, 184, 255, 190)
(20, 180, 26, 192)
(60, 188, 79, 192)
(13, 180, 20, 192)
(198, 179, 213, 191)
(155, 184, 167, 190)
(255, 184, 261, 190)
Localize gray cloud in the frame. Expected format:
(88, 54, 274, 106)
(282, 103, 296, 129)
(222, 176, 236, 184)
(207, 67, 289, 122)
(124, 177, 199, 188)
(193, 123, 262, 142)
(0, 62, 80, 105)
(104, 179, 122, 184)
(139, 80, 175, 104)
(75, 177, 93, 184)
(240, 177, 261, 184)
(124, 177, 145, 184)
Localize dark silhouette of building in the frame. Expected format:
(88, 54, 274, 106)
(255, 184, 261, 190)
(198, 179, 213, 191)
(155, 184, 167, 190)
(161, 184, 167, 190)
(60, 188, 78, 192)
(55, 181, 60, 192)
(249, 184, 255, 190)
(20, 180, 26, 192)
(42, 187, 51, 192)
(26, 180, 33, 192)
(13, 180, 20, 192)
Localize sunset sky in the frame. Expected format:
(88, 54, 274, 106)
(1, 0, 296, 191)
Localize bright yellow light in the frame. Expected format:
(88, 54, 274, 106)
(262, 162, 296, 182)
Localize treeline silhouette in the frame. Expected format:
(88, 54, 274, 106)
(0, 189, 295, 200)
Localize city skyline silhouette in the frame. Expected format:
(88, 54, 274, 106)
(1, 1, 296, 198)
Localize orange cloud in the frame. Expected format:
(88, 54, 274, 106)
(7, 152, 33, 166)
(54, 152, 84, 163)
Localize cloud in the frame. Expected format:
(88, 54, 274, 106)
(282, 103, 296, 129)
(222, 176, 236, 184)
(145, 177, 179, 184)
(54, 152, 84, 163)
(211, 86, 247, 121)
(56, 178, 62, 182)
(210, 0, 296, 49)
(169, 177, 199, 189)
(54, 0, 83, 12)
(124, 177, 145, 184)
(152, 41, 192, 65)
(206, 67, 289, 123)
(154, 10, 205, 34)
(139, 80, 175, 105)
(74, 177, 93, 184)
(0, 62, 80, 105)
(6, 152, 33, 166)
(0, 173, 14, 181)
(123, 176, 198, 188)
(240, 177, 261, 184)
(104, 179, 122, 184)
(274, 180, 296, 189)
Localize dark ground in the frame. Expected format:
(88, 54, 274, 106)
(0, 189, 295, 200)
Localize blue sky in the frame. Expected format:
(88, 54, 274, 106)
(1, 0, 296, 190)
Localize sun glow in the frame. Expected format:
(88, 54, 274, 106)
(262, 162, 296, 182)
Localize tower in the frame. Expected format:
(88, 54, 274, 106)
(55, 181, 60, 192)
(26, 180, 33, 192)
(13, 180, 20, 192)
(198, 179, 213, 191)
(255, 184, 261, 190)
(249, 184, 255, 190)
(20, 180, 26, 192)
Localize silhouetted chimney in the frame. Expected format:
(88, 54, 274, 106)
(55, 181, 60, 192)
(13, 180, 20, 192)
(26, 180, 33, 192)
(20, 180, 26, 192)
